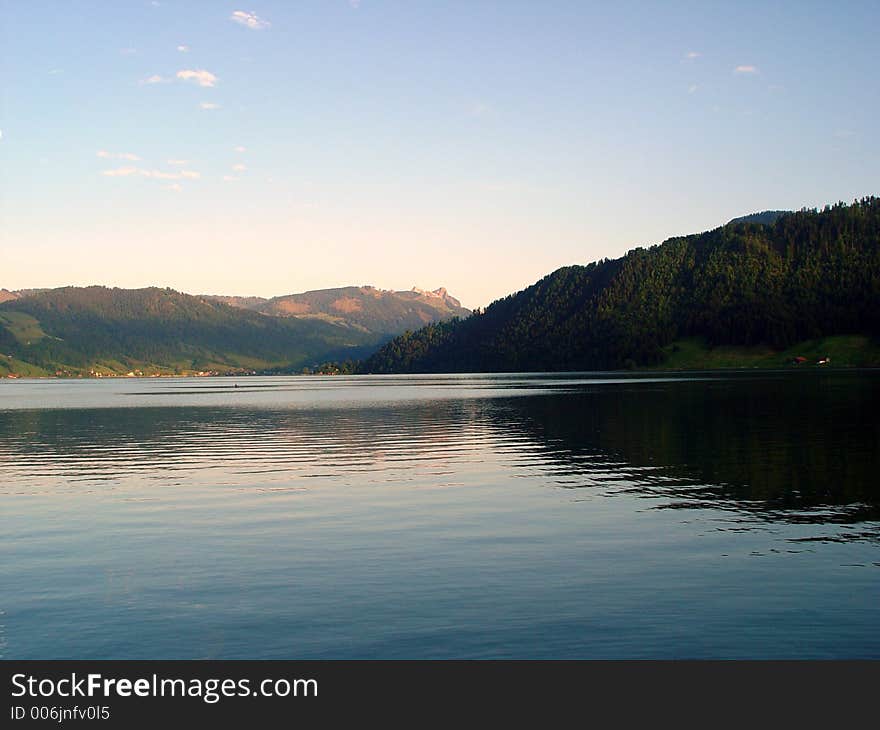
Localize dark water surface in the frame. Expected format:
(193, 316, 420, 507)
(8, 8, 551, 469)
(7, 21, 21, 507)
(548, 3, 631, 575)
(1, 372, 878, 658)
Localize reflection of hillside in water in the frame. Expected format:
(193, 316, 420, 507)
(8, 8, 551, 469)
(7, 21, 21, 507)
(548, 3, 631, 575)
(1, 374, 878, 530)
(493, 376, 880, 525)
(0, 403, 495, 491)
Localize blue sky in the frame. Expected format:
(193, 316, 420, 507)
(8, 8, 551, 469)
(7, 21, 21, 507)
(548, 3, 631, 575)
(1, 1, 878, 308)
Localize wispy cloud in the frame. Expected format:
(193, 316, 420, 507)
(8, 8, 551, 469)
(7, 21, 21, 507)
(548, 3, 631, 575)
(234, 146, 247, 153)
(140, 170, 181, 180)
(200, 102, 221, 110)
(97, 150, 141, 161)
(688, 84, 699, 94)
(734, 65, 759, 74)
(350, 0, 362, 8)
(165, 183, 183, 192)
(142, 169, 200, 180)
(222, 175, 238, 182)
(120, 47, 137, 56)
(167, 159, 190, 165)
(177, 45, 190, 53)
(685, 51, 701, 59)
(102, 167, 140, 177)
(230, 10, 270, 30)
(141, 74, 169, 85)
(102, 166, 201, 181)
(232, 163, 246, 172)
(176, 69, 218, 87)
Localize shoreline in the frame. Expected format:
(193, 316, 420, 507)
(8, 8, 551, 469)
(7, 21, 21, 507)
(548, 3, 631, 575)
(4, 365, 880, 381)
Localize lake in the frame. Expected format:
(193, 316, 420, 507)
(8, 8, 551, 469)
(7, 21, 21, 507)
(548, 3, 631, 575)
(1, 372, 878, 659)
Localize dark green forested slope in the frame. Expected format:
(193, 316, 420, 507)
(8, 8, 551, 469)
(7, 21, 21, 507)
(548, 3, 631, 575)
(0, 286, 381, 376)
(360, 198, 880, 373)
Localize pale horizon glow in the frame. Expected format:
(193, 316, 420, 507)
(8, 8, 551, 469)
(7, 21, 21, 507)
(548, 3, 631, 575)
(1, 1, 878, 309)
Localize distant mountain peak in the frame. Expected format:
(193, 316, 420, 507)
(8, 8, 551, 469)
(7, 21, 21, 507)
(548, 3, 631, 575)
(202, 284, 469, 335)
(410, 286, 462, 308)
(411, 286, 446, 296)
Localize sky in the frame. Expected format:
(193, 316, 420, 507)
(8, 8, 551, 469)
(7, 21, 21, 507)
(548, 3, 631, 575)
(1, 1, 878, 309)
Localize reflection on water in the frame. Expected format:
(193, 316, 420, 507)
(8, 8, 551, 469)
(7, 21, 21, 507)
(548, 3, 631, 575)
(1, 373, 878, 658)
(502, 377, 880, 524)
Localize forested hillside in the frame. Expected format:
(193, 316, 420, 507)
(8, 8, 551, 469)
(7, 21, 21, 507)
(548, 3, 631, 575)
(0, 287, 379, 376)
(360, 198, 880, 373)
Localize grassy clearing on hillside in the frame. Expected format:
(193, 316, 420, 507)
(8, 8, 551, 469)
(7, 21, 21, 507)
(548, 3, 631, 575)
(0, 312, 48, 343)
(656, 335, 880, 370)
(0, 356, 52, 377)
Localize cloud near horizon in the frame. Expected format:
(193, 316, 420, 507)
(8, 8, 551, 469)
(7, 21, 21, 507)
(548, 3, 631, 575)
(230, 11, 270, 30)
(734, 65, 759, 74)
(176, 69, 217, 87)
(142, 169, 200, 180)
(101, 167, 139, 177)
(102, 167, 201, 181)
(200, 102, 221, 110)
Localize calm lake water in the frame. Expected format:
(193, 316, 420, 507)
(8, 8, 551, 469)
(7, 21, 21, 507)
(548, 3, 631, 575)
(1, 372, 878, 659)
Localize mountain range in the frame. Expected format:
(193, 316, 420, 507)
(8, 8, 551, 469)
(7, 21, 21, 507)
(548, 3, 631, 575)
(203, 285, 467, 333)
(4, 199, 879, 377)
(0, 285, 468, 377)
